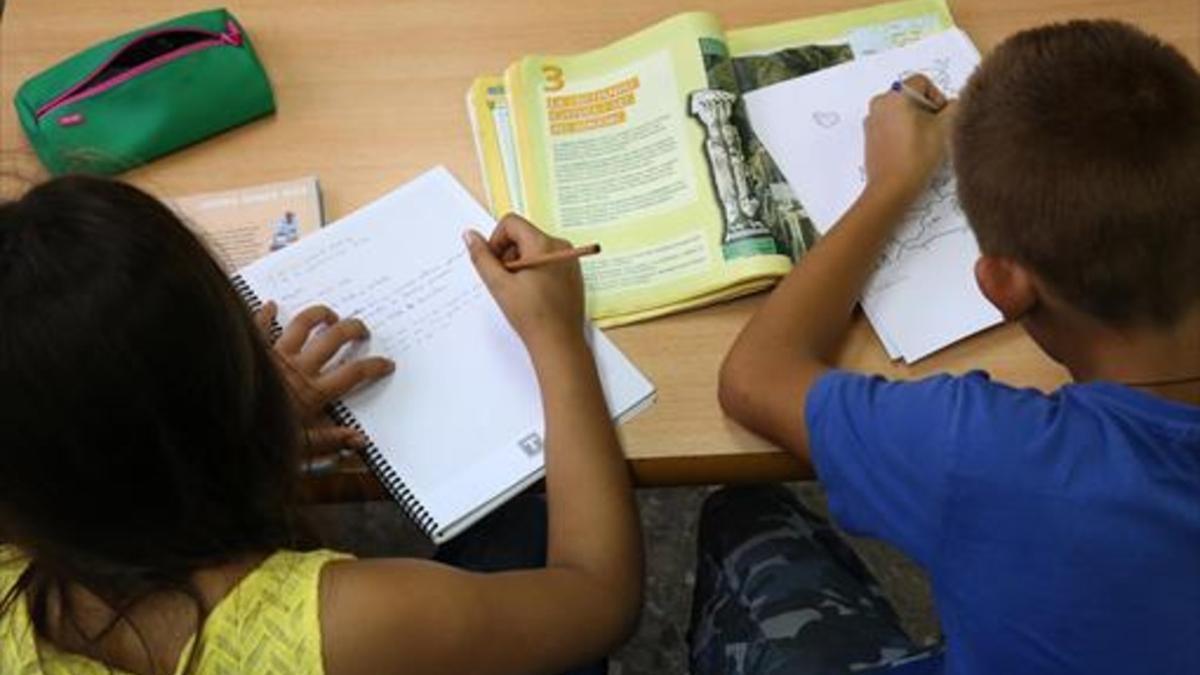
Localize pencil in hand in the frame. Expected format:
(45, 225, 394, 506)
(503, 243, 601, 271)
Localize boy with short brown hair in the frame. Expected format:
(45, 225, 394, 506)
(956, 19, 1200, 328)
(693, 20, 1200, 674)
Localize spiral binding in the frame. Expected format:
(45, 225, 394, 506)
(230, 274, 262, 312)
(230, 274, 440, 539)
(326, 400, 438, 536)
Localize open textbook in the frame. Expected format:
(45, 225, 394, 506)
(233, 168, 656, 543)
(745, 29, 1002, 361)
(468, 0, 958, 327)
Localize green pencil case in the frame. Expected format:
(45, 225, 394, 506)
(13, 8, 274, 176)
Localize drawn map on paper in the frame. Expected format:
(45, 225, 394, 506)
(743, 29, 1001, 361)
(872, 164, 966, 288)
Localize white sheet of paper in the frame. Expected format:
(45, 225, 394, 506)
(238, 167, 654, 542)
(745, 29, 1001, 361)
(866, 304, 903, 359)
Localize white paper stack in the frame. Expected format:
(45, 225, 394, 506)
(744, 29, 1001, 362)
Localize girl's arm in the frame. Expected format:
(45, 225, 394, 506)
(317, 215, 642, 675)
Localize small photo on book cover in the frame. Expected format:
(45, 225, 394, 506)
(171, 176, 324, 271)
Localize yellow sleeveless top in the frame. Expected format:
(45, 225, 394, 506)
(0, 545, 351, 675)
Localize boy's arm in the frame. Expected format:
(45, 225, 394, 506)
(719, 75, 955, 471)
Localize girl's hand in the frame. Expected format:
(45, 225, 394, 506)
(464, 214, 587, 357)
(863, 73, 957, 202)
(254, 302, 395, 452)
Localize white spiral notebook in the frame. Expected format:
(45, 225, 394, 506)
(232, 167, 656, 543)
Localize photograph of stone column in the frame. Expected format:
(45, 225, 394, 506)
(690, 89, 771, 245)
(695, 37, 853, 262)
(719, 103, 764, 233)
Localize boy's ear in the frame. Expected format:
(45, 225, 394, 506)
(974, 255, 1038, 321)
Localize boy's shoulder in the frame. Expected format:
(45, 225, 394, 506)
(809, 368, 1054, 436)
(805, 368, 1199, 569)
(814, 368, 1197, 430)
(809, 369, 1198, 480)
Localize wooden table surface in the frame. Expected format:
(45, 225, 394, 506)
(3, 0, 1196, 499)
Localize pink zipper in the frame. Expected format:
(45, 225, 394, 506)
(36, 20, 243, 122)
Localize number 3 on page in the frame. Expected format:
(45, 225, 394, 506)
(542, 65, 565, 92)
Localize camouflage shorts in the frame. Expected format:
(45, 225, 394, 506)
(688, 486, 942, 675)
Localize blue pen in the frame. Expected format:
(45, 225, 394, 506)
(891, 79, 945, 113)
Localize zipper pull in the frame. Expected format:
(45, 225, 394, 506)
(58, 113, 85, 127)
(220, 20, 243, 47)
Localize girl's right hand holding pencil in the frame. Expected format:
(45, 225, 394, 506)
(464, 214, 587, 356)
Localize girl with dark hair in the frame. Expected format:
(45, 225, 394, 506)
(0, 175, 642, 675)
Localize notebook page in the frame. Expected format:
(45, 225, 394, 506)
(744, 29, 1001, 362)
(238, 167, 653, 541)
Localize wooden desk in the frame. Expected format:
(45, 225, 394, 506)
(3, 0, 1195, 499)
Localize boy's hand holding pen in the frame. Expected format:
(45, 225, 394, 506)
(863, 73, 956, 204)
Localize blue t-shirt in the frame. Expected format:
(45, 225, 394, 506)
(806, 370, 1200, 675)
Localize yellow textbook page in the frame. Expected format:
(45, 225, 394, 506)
(505, 13, 793, 326)
(467, 77, 523, 216)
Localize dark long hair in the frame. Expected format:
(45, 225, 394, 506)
(0, 175, 305, 651)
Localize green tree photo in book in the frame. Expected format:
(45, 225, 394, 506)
(467, 0, 955, 327)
